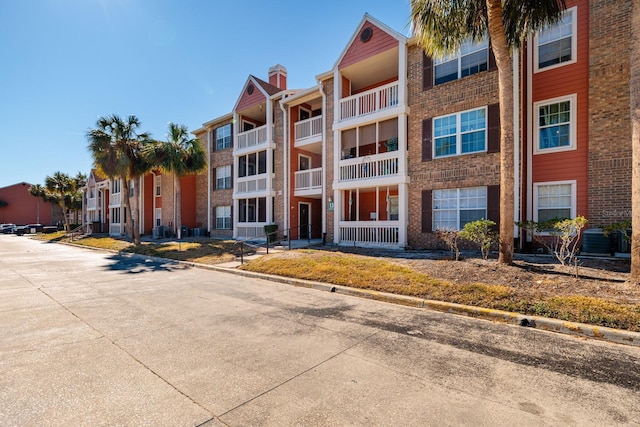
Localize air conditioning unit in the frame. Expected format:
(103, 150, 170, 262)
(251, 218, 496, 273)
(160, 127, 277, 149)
(193, 228, 201, 237)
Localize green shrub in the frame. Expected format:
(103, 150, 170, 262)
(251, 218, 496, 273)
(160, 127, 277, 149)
(459, 219, 497, 260)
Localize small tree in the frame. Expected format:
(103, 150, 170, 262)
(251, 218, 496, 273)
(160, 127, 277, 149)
(436, 228, 461, 261)
(518, 216, 588, 266)
(459, 219, 498, 260)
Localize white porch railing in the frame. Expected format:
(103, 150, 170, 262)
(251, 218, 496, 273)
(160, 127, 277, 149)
(109, 223, 123, 235)
(109, 193, 121, 207)
(236, 175, 268, 194)
(339, 152, 399, 182)
(237, 124, 269, 150)
(339, 81, 399, 121)
(339, 221, 399, 245)
(294, 168, 322, 191)
(294, 116, 322, 143)
(87, 197, 97, 210)
(236, 223, 268, 239)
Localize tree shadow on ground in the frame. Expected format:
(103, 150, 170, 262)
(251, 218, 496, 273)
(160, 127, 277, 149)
(104, 253, 188, 274)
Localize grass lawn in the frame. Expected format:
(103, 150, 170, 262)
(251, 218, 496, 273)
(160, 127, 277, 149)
(36, 233, 640, 332)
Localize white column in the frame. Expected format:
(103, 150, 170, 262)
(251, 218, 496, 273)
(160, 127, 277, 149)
(398, 113, 408, 175)
(398, 41, 407, 107)
(333, 189, 340, 244)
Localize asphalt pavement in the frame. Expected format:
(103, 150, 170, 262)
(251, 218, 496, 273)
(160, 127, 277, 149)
(1, 234, 639, 426)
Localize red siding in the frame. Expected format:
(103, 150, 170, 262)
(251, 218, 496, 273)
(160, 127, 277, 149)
(180, 175, 197, 228)
(339, 21, 398, 69)
(143, 174, 154, 234)
(236, 82, 267, 111)
(530, 0, 589, 218)
(0, 182, 60, 225)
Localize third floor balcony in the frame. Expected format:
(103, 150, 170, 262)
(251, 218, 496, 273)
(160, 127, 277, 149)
(294, 115, 323, 148)
(236, 124, 270, 154)
(339, 81, 399, 123)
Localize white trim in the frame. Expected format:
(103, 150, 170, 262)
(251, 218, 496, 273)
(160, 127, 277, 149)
(433, 106, 488, 159)
(533, 94, 577, 155)
(298, 154, 311, 171)
(533, 6, 578, 73)
(532, 180, 577, 225)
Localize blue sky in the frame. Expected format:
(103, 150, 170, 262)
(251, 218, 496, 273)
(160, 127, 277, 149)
(0, 0, 412, 188)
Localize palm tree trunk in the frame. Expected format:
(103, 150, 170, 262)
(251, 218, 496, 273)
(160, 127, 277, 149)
(59, 191, 69, 232)
(631, 0, 640, 283)
(486, 0, 515, 265)
(122, 178, 140, 245)
(175, 174, 182, 239)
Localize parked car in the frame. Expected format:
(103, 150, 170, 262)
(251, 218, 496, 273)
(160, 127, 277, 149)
(15, 224, 43, 236)
(0, 223, 16, 234)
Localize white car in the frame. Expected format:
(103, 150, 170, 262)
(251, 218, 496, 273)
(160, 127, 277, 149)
(0, 223, 17, 233)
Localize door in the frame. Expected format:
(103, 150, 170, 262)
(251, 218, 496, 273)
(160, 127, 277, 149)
(299, 203, 310, 239)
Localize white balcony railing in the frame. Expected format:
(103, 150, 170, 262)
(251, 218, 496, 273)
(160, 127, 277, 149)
(236, 223, 268, 239)
(109, 223, 123, 236)
(339, 82, 399, 121)
(236, 175, 268, 194)
(339, 221, 399, 245)
(109, 193, 121, 207)
(294, 116, 322, 143)
(237, 124, 269, 150)
(339, 152, 399, 182)
(87, 197, 97, 210)
(294, 168, 322, 191)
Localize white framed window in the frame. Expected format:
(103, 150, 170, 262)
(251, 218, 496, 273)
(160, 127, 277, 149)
(155, 208, 162, 227)
(434, 38, 488, 85)
(215, 124, 232, 151)
(434, 107, 487, 158)
(534, 94, 576, 154)
(534, 7, 577, 72)
(533, 181, 576, 224)
(112, 179, 121, 194)
(216, 165, 232, 189)
(155, 175, 161, 197)
(216, 205, 231, 229)
(433, 187, 487, 231)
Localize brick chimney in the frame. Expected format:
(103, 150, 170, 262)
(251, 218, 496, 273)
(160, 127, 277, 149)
(268, 64, 287, 90)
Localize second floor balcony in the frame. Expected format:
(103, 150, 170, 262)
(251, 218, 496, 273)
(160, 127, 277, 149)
(294, 167, 322, 197)
(339, 81, 399, 122)
(294, 116, 322, 147)
(108, 192, 121, 208)
(235, 174, 269, 195)
(237, 124, 269, 152)
(86, 197, 97, 210)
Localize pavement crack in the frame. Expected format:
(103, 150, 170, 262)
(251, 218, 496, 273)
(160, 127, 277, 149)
(218, 330, 381, 418)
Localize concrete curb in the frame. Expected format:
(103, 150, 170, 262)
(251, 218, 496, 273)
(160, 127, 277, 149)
(58, 240, 640, 348)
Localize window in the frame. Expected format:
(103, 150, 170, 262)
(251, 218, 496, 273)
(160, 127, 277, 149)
(155, 208, 162, 227)
(434, 39, 488, 85)
(534, 95, 576, 153)
(216, 165, 232, 189)
(238, 197, 266, 223)
(534, 181, 575, 223)
(433, 187, 487, 230)
(215, 124, 232, 150)
(434, 107, 486, 158)
(112, 179, 121, 193)
(238, 150, 267, 177)
(155, 175, 161, 196)
(216, 206, 231, 229)
(535, 7, 576, 71)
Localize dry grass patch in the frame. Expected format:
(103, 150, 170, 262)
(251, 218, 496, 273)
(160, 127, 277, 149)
(241, 249, 640, 331)
(127, 239, 240, 264)
(71, 236, 133, 251)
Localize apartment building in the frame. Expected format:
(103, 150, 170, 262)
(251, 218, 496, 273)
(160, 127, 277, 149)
(88, 0, 630, 249)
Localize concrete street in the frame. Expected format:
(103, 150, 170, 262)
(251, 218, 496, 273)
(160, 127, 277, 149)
(1, 234, 639, 426)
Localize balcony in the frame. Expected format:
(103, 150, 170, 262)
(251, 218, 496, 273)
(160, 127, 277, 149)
(294, 116, 322, 147)
(87, 197, 97, 210)
(109, 223, 123, 236)
(339, 81, 399, 122)
(339, 151, 399, 182)
(294, 168, 322, 197)
(236, 175, 269, 195)
(339, 221, 399, 246)
(237, 124, 269, 151)
(109, 192, 121, 207)
(236, 222, 269, 239)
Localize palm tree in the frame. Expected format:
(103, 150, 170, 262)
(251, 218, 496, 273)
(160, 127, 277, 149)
(144, 123, 206, 239)
(411, 0, 566, 264)
(631, 0, 640, 283)
(45, 172, 73, 231)
(87, 114, 152, 245)
(28, 184, 46, 224)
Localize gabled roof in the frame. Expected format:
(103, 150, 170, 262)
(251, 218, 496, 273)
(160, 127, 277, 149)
(233, 74, 284, 112)
(252, 75, 282, 96)
(331, 13, 407, 71)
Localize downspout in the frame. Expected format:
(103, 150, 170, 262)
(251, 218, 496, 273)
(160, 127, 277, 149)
(279, 97, 289, 236)
(319, 83, 327, 237)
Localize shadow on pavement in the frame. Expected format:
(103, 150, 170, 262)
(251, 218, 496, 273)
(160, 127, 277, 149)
(104, 253, 187, 274)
